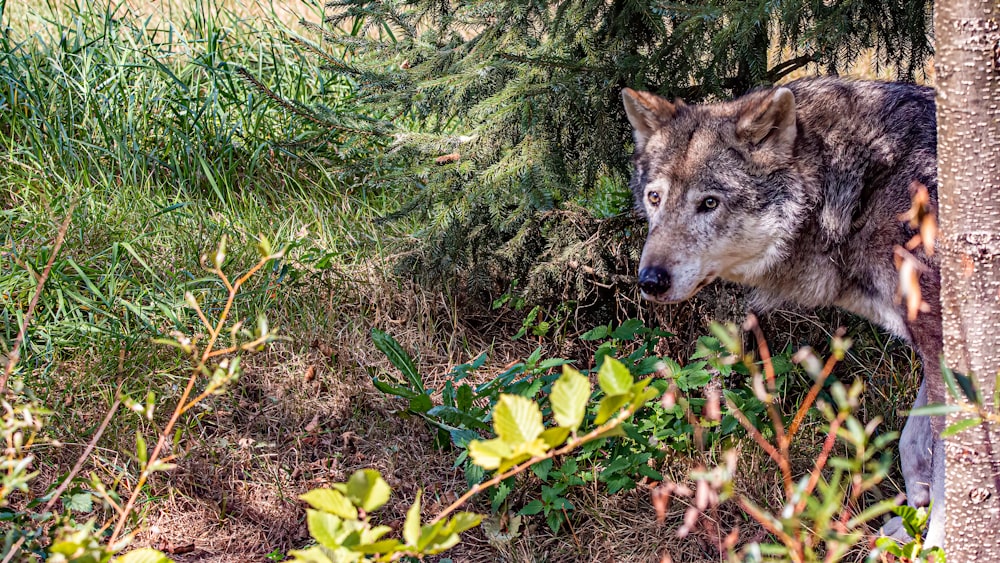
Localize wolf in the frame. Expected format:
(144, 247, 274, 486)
(621, 77, 943, 544)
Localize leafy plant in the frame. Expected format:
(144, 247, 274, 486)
(293, 357, 658, 560)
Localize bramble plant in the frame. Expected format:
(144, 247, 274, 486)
(290, 356, 659, 560)
(0, 235, 283, 562)
(653, 318, 944, 563)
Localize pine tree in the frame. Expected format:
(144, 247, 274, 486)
(296, 0, 933, 304)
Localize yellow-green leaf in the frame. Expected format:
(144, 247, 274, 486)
(493, 394, 544, 446)
(345, 469, 391, 512)
(300, 488, 358, 520)
(595, 394, 630, 424)
(552, 366, 590, 431)
(351, 539, 404, 554)
(540, 426, 570, 448)
(287, 546, 336, 563)
(307, 509, 344, 549)
(404, 490, 422, 546)
(467, 437, 511, 470)
(597, 357, 633, 396)
(114, 548, 173, 563)
(444, 512, 481, 535)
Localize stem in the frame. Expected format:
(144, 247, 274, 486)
(429, 406, 637, 524)
(1, 204, 76, 395)
(727, 398, 793, 495)
(109, 253, 277, 544)
(788, 354, 838, 440)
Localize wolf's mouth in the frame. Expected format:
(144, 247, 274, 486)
(640, 273, 717, 304)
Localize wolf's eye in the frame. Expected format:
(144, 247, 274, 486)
(698, 197, 719, 212)
(647, 191, 661, 207)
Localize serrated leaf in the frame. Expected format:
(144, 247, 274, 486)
(467, 438, 512, 470)
(518, 499, 544, 515)
(345, 469, 391, 512)
(580, 325, 609, 341)
(300, 488, 358, 519)
(493, 394, 544, 445)
(940, 417, 981, 438)
(404, 490, 422, 546)
(307, 509, 344, 549)
(610, 318, 645, 340)
(64, 492, 93, 513)
(597, 357, 633, 396)
(595, 394, 630, 424)
(551, 367, 590, 431)
(114, 548, 173, 563)
(371, 329, 424, 393)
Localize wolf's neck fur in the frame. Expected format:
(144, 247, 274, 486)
(732, 78, 938, 343)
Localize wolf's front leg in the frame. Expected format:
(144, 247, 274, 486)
(899, 380, 933, 507)
(883, 378, 946, 545)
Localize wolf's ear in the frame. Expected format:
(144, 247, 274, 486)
(737, 87, 796, 155)
(622, 88, 677, 151)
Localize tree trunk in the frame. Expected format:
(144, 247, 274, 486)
(935, 0, 1000, 558)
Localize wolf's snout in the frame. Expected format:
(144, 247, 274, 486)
(638, 266, 670, 296)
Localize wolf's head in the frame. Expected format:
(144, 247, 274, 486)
(622, 86, 809, 303)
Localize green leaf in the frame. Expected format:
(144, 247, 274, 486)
(551, 366, 590, 431)
(408, 393, 433, 413)
(300, 488, 358, 519)
(940, 417, 981, 438)
(371, 377, 420, 400)
(493, 394, 544, 445)
(351, 539, 404, 554)
(64, 492, 93, 513)
(518, 499, 544, 515)
(287, 546, 335, 562)
(114, 548, 174, 563)
(345, 469, 392, 512)
(467, 438, 512, 470)
(595, 394, 630, 425)
(307, 509, 344, 549)
(445, 512, 481, 534)
(954, 370, 982, 405)
(610, 318, 645, 340)
(874, 536, 904, 557)
(579, 325, 609, 341)
(597, 357, 633, 396)
(136, 432, 147, 465)
(371, 329, 424, 393)
(909, 404, 963, 417)
(404, 490, 422, 546)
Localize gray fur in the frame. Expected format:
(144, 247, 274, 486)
(623, 77, 942, 542)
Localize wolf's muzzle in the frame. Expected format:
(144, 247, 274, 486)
(638, 266, 671, 296)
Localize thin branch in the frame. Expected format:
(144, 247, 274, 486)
(727, 398, 793, 495)
(109, 253, 279, 543)
(1, 204, 76, 395)
(429, 406, 637, 525)
(788, 354, 839, 440)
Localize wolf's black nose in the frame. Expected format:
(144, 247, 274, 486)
(638, 267, 670, 295)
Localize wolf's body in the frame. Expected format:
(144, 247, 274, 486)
(622, 77, 943, 543)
